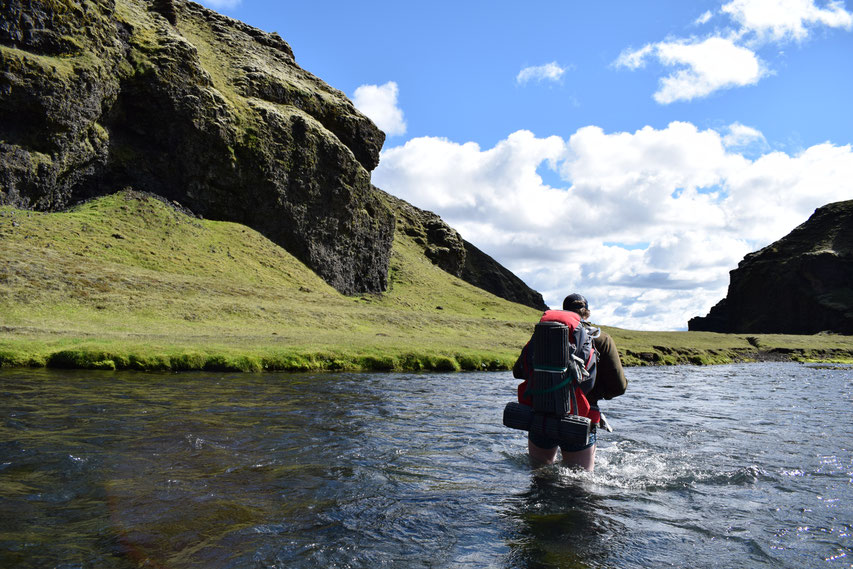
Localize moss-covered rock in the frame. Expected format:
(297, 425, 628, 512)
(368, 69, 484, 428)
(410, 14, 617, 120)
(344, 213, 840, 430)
(380, 188, 547, 310)
(0, 0, 393, 295)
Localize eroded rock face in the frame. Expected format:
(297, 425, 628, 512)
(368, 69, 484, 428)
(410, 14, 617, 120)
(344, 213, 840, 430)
(689, 200, 853, 334)
(0, 0, 393, 294)
(459, 240, 548, 312)
(382, 190, 547, 311)
(0, 0, 550, 306)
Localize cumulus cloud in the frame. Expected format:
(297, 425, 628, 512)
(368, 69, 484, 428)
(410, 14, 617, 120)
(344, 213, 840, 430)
(516, 62, 569, 84)
(198, 0, 242, 9)
(722, 0, 853, 42)
(352, 81, 407, 137)
(722, 122, 768, 149)
(617, 0, 853, 102)
(374, 123, 853, 330)
(617, 36, 767, 103)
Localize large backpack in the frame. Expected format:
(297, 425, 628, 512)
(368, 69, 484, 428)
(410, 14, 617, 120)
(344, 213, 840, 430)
(503, 310, 600, 445)
(523, 310, 598, 415)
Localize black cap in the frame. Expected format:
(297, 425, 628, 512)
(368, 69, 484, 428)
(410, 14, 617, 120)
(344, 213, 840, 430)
(562, 293, 588, 313)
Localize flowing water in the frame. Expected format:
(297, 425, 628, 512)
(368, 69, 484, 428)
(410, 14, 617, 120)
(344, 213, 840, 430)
(0, 362, 851, 568)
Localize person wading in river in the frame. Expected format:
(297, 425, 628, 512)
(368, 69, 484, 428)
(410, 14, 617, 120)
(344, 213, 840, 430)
(512, 293, 627, 470)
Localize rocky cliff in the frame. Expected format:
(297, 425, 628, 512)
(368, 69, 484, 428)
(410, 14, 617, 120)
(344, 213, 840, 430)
(0, 0, 392, 294)
(0, 0, 546, 309)
(689, 200, 853, 334)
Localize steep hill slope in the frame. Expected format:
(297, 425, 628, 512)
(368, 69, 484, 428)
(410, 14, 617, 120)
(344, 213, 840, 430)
(0, 190, 541, 370)
(1, 0, 392, 294)
(381, 190, 547, 311)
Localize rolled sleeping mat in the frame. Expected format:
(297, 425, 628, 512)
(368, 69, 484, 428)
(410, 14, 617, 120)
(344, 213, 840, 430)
(502, 402, 591, 447)
(532, 321, 570, 369)
(539, 413, 590, 446)
(503, 401, 534, 431)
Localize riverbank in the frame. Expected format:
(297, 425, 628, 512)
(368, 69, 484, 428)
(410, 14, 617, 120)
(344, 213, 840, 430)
(2, 192, 852, 372)
(3, 326, 852, 373)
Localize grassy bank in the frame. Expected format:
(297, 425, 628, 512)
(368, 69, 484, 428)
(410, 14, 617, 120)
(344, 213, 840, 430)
(2, 191, 852, 372)
(609, 328, 853, 367)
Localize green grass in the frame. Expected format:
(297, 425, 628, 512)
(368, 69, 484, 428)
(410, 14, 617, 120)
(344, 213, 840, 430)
(1, 190, 852, 372)
(0, 190, 538, 371)
(606, 328, 853, 366)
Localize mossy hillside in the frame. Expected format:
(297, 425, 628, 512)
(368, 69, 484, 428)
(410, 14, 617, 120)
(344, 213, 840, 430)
(0, 191, 539, 371)
(689, 200, 853, 335)
(3, 0, 393, 296)
(3, 191, 852, 372)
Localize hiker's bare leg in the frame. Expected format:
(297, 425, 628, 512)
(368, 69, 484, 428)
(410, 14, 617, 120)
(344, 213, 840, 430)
(561, 444, 596, 471)
(528, 439, 559, 465)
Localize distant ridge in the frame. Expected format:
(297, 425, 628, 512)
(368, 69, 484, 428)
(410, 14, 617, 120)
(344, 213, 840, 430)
(381, 190, 547, 311)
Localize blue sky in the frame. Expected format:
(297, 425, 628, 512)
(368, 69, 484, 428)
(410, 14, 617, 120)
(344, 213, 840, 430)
(199, 0, 853, 330)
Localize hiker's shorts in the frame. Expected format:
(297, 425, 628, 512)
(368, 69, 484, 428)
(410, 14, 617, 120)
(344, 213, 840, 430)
(529, 427, 596, 453)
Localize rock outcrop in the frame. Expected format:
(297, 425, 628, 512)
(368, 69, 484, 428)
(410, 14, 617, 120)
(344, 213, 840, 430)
(0, 0, 393, 294)
(1, 0, 547, 308)
(459, 241, 547, 312)
(383, 190, 547, 311)
(689, 200, 853, 334)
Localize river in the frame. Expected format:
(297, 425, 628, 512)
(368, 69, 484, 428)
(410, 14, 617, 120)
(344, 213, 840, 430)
(0, 362, 851, 568)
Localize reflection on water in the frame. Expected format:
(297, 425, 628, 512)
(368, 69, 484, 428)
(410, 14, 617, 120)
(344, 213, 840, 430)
(0, 363, 851, 568)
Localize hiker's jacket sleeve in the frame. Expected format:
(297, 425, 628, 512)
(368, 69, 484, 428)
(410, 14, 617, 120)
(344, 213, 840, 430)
(587, 331, 627, 403)
(512, 341, 531, 379)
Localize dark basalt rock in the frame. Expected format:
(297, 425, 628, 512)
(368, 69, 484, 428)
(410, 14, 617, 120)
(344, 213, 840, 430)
(459, 240, 548, 312)
(0, 0, 392, 295)
(689, 200, 853, 334)
(151, 0, 177, 25)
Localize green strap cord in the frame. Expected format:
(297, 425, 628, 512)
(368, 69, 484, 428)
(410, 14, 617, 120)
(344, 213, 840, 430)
(525, 367, 571, 395)
(534, 365, 567, 372)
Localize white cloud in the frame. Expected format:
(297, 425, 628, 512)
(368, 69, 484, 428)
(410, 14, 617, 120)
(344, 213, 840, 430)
(614, 45, 654, 70)
(352, 81, 407, 137)
(617, 0, 853, 102)
(374, 123, 853, 330)
(695, 10, 714, 25)
(617, 36, 767, 103)
(722, 0, 853, 42)
(198, 0, 242, 9)
(516, 62, 569, 84)
(722, 122, 768, 149)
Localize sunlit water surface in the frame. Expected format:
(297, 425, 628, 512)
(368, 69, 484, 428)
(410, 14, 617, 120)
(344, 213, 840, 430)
(1, 363, 851, 568)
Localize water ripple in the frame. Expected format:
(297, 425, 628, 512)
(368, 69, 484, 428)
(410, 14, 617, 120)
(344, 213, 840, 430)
(0, 363, 851, 568)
